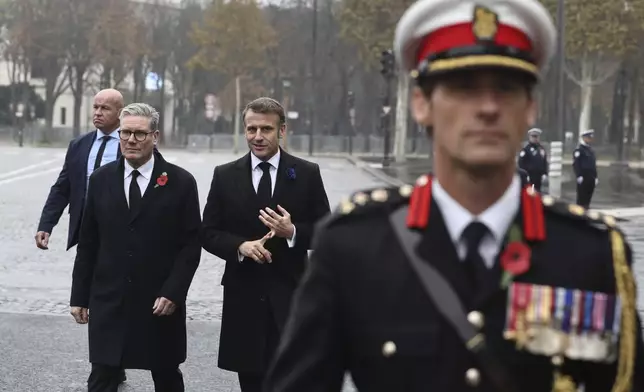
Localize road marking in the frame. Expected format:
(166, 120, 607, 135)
(597, 207, 644, 218)
(0, 158, 62, 180)
(0, 167, 60, 187)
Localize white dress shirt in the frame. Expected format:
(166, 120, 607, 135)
(86, 129, 120, 188)
(237, 151, 296, 262)
(432, 175, 520, 268)
(124, 155, 155, 207)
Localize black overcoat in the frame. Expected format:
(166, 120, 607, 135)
(70, 152, 202, 370)
(201, 150, 331, 373)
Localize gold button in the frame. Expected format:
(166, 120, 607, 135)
(352, 192, 369, 205)
(467, 311, 484, 329)
(371, 189, 389, 202)
(416, 175, 429, 186)
(382, 341, 396, 357)
(399, 184, 413, 197)
(541, 195, 555, 206)
(465, 368, 481, 386)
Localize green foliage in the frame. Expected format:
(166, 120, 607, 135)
(539, 0, 644, 57)
(337, 0, 414, 70)
(188, 0, 278, 78)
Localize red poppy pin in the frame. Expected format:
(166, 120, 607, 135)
(500, 224, 532, 288)
(154, 172, 168, 188)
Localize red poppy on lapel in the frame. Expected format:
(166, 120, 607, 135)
(155, 172, 168, 188)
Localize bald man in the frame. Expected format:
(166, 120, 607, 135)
(35, 89, 126, 381)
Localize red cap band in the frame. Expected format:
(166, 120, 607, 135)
(416, 22, 532, 65)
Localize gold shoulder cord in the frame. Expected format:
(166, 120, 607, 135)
(610, 229, 636, 392)
(552, 229, 636, 392)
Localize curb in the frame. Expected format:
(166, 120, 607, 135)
(343, 156, 407, 187)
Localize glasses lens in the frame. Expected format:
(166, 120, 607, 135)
(135, 132, 147, 141)
(119, 131, 131, 140)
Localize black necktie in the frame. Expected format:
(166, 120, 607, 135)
(129, 170, 142, 213)
(461, 221, 490, 291)
(257, 162, 272, 208)
(94, 136, 109, 171)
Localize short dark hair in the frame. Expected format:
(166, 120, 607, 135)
(242, 97, 286, 126)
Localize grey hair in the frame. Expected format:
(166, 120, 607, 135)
(119, 103, 160, 131)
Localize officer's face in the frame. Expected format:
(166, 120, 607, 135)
(411, 69, 536, 171)
(529, 134, 540, 143)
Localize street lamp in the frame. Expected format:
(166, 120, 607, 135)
(282, 78, 292, 151)
(554, 0, 565, 142)
(347, 90, 355, 154)
(380, 50, 395, 167)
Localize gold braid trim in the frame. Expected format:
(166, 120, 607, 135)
(610, 229, 637, 392)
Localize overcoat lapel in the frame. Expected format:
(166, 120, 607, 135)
(271, 149, 297, 206)
(234, 153, 260, 212)
(110, 157, 130, 216)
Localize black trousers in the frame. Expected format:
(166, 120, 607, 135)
(576, 177, 596, 208)
(527, 171, 543, 192)
(87, 363, 184, 392)
(238, 306, 280, 392)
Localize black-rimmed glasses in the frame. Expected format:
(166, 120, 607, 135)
(118, 130, 154, 142)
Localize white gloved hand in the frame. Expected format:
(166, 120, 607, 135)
(577, 176, 583, 184)
(541, 174, 548, 183)
(595, 178, 599, 185)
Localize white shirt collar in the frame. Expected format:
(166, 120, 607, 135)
(432, 175, 521, 244)
(98, 128, 120, 140)
(251, 148, 281, 170)
(124, 154, 155, 179)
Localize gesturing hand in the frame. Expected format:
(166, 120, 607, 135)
(238, 231, 275, 264)
(259, 205, 294, 239)
(153, 297, 176, 316)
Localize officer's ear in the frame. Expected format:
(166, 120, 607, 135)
(410, 86, 433, 128)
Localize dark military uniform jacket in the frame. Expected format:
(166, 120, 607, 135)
(518, 142, 548, 178)
(264, 177, 644, 392)
(573, 144, 597, 181)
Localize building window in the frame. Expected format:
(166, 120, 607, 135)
(60, 107, 67, 125)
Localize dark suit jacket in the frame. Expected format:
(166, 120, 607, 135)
(265, 188, 644, 392)
(70, 152, 202, 370)
(201, 149, 330, 373)
(38, 131, 121, 250)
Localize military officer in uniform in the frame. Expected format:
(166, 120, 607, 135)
(518, 128, 549, 192)
(573, 129, 598, 208)
(264, 1, 644, 392)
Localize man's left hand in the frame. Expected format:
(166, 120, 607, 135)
(153, 297, 176, 316)
(259, 205, 294, 239)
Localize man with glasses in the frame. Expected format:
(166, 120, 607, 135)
(70, 103, 202, 392)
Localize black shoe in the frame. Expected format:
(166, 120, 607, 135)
(118, 370, 127, 384)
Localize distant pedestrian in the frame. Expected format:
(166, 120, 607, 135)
(70, 103, 201, 392)
(573, 129, 598, 208)
(518, 128, 548, 192)
(35, 88, 127, 384)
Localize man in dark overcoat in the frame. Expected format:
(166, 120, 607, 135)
(264, 1, 644, 391)
(70, 103, 202, 392)
(201, 97, 330, 392)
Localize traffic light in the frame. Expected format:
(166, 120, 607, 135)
(380, 49, 395, 78)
